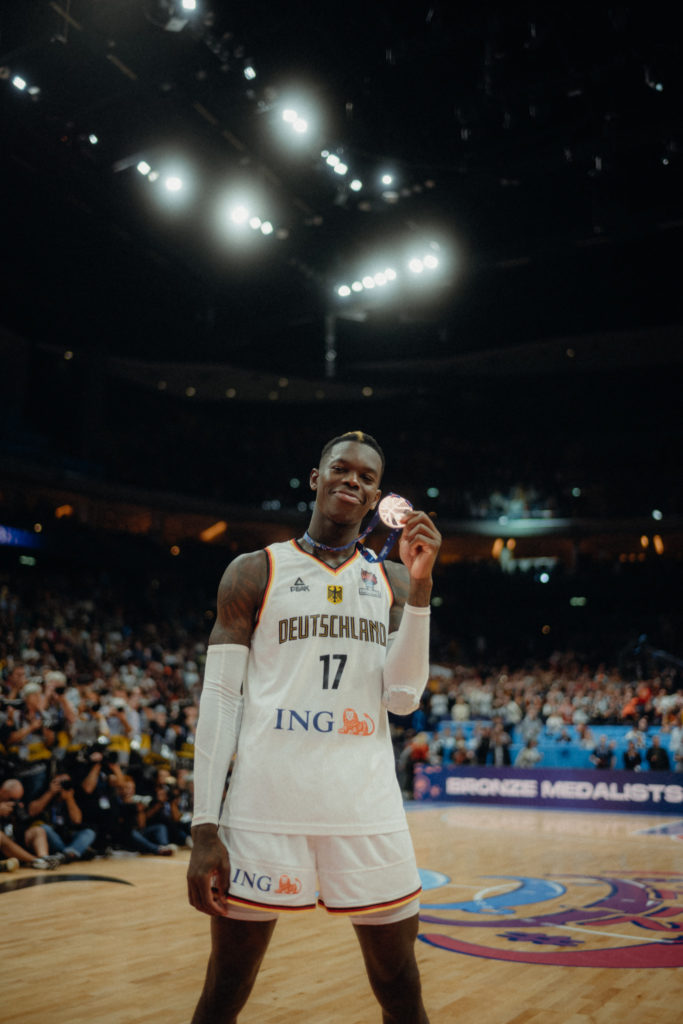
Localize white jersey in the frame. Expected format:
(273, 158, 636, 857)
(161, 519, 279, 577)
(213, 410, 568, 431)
(222, 539, 408, 836)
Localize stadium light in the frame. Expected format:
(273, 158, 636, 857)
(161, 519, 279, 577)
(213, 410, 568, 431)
(230, 204, 249, 224)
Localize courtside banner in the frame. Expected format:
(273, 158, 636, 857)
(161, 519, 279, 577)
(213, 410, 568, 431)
(413, 765, 683, 815)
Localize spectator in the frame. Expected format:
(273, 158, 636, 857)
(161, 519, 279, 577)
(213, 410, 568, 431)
(429, 725, 455, 765)
(645, 735, 671, 772)
(515, 738, 543, 768)
(5, 681, 55, 800)
(625, 716, 650, 750)
(489, 719, 512, 766)
(450, 693, 470, 723)
(519, 707, 543, 745)
(576, 723, 596, 750)
(590, 735, 616, 770)
(473, 725, 491, 765)
(623, 741, 642, 771)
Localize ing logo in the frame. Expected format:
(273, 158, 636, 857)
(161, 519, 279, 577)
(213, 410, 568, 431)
(338, 708, 375, 736)
(416, 870, 683, 967)
(275, 875, 302, 895)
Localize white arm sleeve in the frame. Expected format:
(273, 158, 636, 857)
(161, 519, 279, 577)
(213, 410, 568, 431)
(381, 604, 431, 716)
(191, 643, 248, 827)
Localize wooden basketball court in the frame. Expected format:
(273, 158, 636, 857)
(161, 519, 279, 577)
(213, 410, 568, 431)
(2, 804, 681, 1023)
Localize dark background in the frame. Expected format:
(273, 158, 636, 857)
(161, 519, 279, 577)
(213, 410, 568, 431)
(1, 2, 682, 667)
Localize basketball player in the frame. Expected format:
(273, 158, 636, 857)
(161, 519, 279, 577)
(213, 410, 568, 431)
(186, 430, 441, 1023)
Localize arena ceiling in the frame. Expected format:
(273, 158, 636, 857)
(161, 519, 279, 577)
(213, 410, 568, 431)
(2, 2, 683, 392)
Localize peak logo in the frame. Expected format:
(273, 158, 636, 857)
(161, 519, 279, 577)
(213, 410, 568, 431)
(417, 871, 683, 967)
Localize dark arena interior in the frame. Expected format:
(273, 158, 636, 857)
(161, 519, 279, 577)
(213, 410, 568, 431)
(1, 5, 683, 1023)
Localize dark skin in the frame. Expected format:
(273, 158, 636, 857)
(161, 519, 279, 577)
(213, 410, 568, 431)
(187, 440, 440, 1023)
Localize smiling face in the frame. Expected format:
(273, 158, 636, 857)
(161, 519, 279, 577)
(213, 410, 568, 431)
(310, 440, 382, 527)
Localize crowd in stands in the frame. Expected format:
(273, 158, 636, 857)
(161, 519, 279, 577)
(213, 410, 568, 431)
(1, 567, 682, 872)
(393, 656, 682, 796)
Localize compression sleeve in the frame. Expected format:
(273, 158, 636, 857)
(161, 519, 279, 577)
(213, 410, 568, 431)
(381, 603, 431, 715)
(191, 643, 248, 827)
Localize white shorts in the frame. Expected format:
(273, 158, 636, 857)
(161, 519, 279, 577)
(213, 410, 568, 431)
(218, 826, 421, 924)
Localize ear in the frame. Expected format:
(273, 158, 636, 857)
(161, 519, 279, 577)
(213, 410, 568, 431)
(310, 467, 319, 491)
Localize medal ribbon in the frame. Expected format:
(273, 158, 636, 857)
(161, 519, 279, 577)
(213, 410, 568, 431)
(303, 493, 411, 564)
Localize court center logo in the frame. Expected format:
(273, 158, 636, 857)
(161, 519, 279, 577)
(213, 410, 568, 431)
(417, 870, 683, 967)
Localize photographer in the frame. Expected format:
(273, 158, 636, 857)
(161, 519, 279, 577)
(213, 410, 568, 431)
(24, 770, 97, 865)
(140, 766, 187, 847)
(0, 778, 61, 870)
(109, 774, 176, 856)
(74, 745, 125, 852)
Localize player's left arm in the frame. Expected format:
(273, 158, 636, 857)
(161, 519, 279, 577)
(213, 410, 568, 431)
(382, 510, 441, 714)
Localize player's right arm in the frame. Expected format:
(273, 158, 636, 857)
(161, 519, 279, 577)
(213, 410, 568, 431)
(186, 550, 268, 917)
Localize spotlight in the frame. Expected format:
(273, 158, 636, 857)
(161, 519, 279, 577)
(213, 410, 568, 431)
(260, 221, 274, 235)
(230, 205, 249, 224)
(11, 75, 27, 91)
(381, 173, 393, 185)
(282, 109, 298, 123)
(408, 258, 424, 273)
(137, 160, 152, 176)
(333, 162, 348, 175)
(143, 0, 197, 32)
(243, 65, 256, 80)
(164, 175, 183, 192)
(337, 285, 351, 297)
(350, 179, 363, 191)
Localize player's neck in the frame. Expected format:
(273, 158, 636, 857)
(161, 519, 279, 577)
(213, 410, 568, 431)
(299, 517, 360, 566)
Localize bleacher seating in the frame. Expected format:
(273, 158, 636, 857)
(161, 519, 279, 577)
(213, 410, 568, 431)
(429, 721, 675, 770)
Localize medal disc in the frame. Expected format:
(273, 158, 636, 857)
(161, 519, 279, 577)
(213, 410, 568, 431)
(378, 493, 413, 529)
